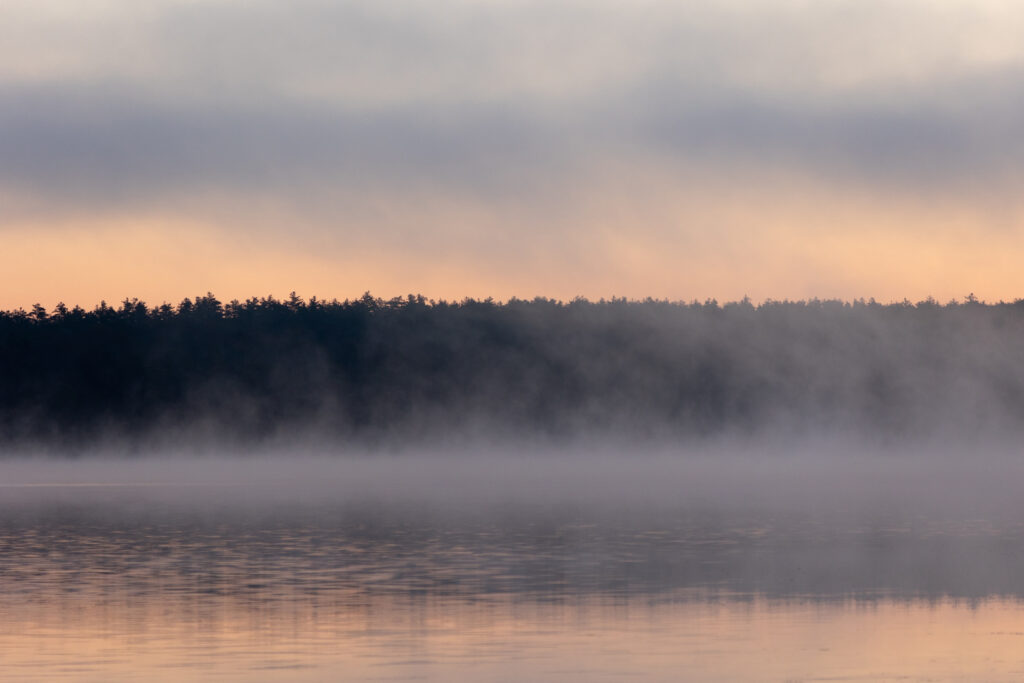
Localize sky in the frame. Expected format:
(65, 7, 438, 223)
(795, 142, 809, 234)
(3, 0, 1024, 309)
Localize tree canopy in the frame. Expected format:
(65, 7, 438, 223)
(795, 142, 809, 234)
(2, 293, 1023, 449)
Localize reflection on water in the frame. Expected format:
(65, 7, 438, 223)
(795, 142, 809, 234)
(3, 484, 1024, 681)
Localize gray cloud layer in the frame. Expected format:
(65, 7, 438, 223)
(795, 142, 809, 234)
(4, 73, 1023, 210)
(3, 0, 1024, 228)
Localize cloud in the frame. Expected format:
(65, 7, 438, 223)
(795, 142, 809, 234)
(0, 82, 566, 209)
(4, 0, 1024, 212)
(2, 0, 1024, 304)
(617, 67, 1024, 196)
(2, 65, 1023, 221)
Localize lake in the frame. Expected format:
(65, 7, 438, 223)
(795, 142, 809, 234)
(2, 451, 1024, 681)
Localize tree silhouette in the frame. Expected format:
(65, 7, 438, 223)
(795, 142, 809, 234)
(1, 293, 1023, 449)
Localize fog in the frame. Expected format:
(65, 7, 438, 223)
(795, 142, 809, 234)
(4, 443, 1024, 604)
(1, 442, 1021, 519)
(4, 296, 1024, 607)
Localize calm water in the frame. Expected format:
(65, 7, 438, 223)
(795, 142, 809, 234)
(3, 454, 1024, 681)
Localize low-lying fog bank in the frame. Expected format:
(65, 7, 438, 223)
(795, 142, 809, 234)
(4, 444, 1024, 602)
(2, 442, 1023, 521)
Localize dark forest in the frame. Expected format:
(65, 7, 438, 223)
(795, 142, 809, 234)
(2, 293, 1024, 449)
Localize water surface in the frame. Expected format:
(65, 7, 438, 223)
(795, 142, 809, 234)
(2, 454, 1024, 681)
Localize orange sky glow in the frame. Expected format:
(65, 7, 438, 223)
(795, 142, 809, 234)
(3, 0, 1024, 309)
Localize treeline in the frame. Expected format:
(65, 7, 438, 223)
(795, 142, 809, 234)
(2, 292, 1024, 448)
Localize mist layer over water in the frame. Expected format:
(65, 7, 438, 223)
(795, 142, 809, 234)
(4, 443, 1023, 517)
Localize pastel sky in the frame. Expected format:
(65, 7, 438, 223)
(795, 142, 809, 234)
(3, 0, 1024, 307)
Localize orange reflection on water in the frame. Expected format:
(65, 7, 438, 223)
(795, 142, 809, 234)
(3, 592, 1024, 681)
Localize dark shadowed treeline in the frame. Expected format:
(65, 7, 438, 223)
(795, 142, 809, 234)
(2, 293, 1024, 448)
